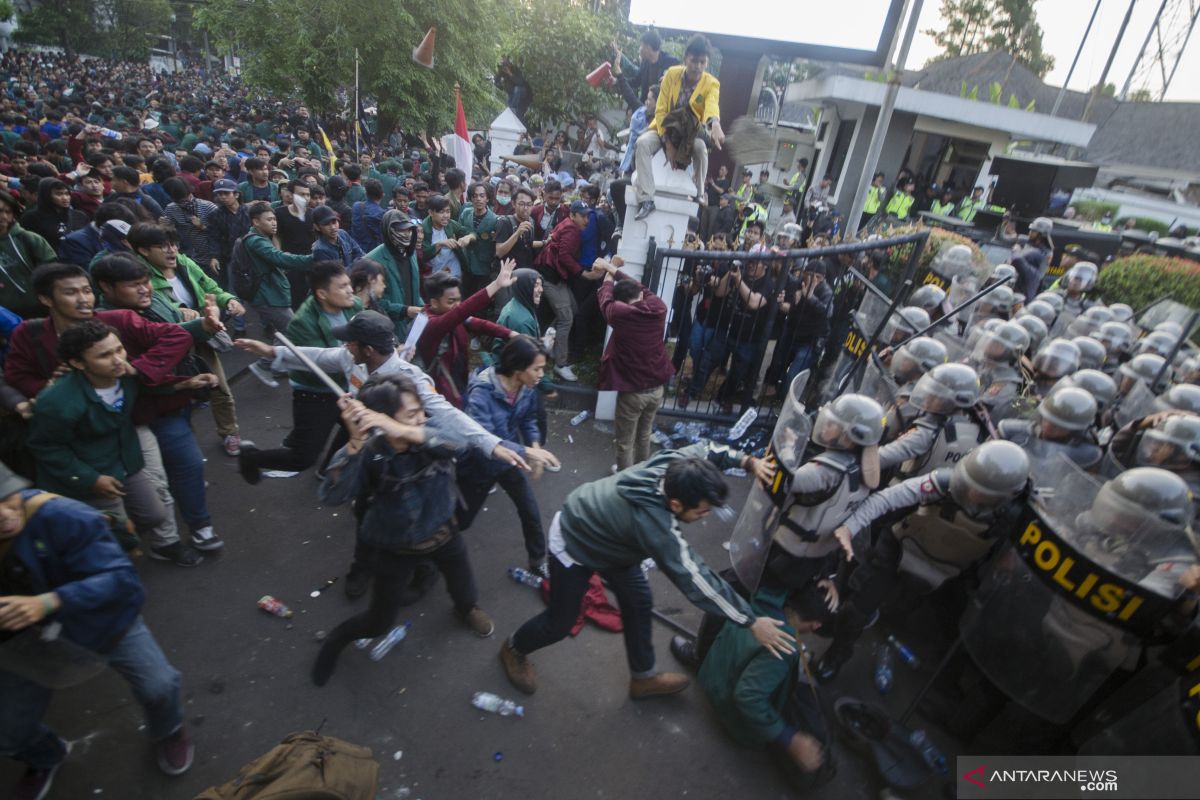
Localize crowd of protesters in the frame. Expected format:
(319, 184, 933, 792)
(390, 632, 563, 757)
(2, 30, 1200, 800)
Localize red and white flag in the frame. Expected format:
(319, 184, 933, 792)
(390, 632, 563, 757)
(451, 91, 472, 177)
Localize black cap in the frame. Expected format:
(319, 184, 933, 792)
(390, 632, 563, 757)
(311, 205, 339, 225)
(569, 200, 589, 215)
(331, 310, 396, 351)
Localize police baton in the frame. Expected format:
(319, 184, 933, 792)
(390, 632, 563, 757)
(273, 332, 347, 395)
(835, 278, 913, 397)
(1134, 292, 1174, 318)
(890, 275, 1014, 351)
(1148, 309, 1200, 395)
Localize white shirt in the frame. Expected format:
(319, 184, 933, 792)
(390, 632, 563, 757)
(166, 274, 195, 308)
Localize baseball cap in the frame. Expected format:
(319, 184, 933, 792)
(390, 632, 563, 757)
(0, 462, 30, 501)
(569, 200, 589, 214)
(102, 219, 131, 237)
(311, 205, 339, 225)
(213, 178, 238, 193)
(331, 310, 396, 352)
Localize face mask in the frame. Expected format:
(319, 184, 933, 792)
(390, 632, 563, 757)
(497, 195, 511, 207)
(294, 195, 308, 212)
(389, 228, 413, 248)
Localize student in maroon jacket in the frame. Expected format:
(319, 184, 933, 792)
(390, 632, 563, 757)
(416, 258, 519, 407)
(596, 258, 676, 469)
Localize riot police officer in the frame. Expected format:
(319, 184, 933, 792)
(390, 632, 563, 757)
(1073, 335, 1108, 372)
(1057, 368, 1118, 419)
(970, 320, 1030, 417)
(1092, 320, 1135, 374)
(877, 362, 986, 479)
(815, 441, 1031, 682)
(1029, 337, 1081, 397)
(1107, 412, 1200, 499)
(999, 386, 1102, 473)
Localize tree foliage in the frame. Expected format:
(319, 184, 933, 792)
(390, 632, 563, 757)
(498, 0, 619, 130)
(14, 0, 171, 58)
(926, 0, 1054, 78)
(197, 0, 504, 136)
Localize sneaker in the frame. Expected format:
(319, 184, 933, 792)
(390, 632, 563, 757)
(634, 200, 656, 221)
(190, 526, 224, 551)
(248, 363, 279, 388)
(528, 559, 549, 579)
(148, 542, 204, 567)
(499, 639, 537, 695)
(629, 671, 691, 700)
(12, 739, 69, 800)
(555, 364, 578, 382)
(238, 444, 262, 485)
(221, 434, 242, 457)
(155, 727, 194, 776)
(457, 606, 495, 638)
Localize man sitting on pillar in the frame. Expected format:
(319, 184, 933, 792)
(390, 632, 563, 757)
(632, 35, 724, 222)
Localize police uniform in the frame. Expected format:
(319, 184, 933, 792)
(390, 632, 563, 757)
(998, 418, 1103, 472)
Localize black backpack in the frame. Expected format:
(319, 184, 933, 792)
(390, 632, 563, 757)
(229, 233, 263, 302)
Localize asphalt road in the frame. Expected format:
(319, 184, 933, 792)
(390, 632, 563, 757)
(1, 361, 953, 800)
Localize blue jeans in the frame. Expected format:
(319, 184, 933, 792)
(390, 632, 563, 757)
(149, 410, 211, 532)
(0, 617, 183, 769)
(719, 338, 759, 402)
(785, 341, 820, 392)
(687, 321, 728, 396)
(512, 556, 656, 676)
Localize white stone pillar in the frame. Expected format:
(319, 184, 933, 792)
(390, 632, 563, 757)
(488, 108, 526, 173)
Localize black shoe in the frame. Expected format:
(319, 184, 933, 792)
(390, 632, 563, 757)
(344, 567, 370, 600)
(311, 640, 342, 687)
(238, 445, 262, 485)
(148, 542, 204, 567)
(634, 200, 656, 221)
(815, 644, 854, 684)
(397, 561, 440, 606)
(670, 635, 701, 671)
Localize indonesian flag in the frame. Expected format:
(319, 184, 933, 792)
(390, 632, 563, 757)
(451, 91, 472, 176)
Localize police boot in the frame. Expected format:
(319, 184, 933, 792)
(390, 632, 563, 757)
(815, 606, 871, 684)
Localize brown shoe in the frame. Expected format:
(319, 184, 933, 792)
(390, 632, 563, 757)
(630, 672, 691, 700)
(457, 606, 495, 638)
(499, 640, 537, 695)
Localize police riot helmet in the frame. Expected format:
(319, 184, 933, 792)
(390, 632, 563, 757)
(890, 336, 948, 384)
(1118, 353, 1169, 394)
(1082, 305, 1114, 325)
(964, 317, 1003, 354)
(949, 440, 1030, 515)
(972, 320, 1030, 365)
(1093, 321, 1135, 357)
(1137, 330, 1178, 359)
(1065, 314, 1101, 339)
(812, 394, 886, 450)
(1038, 386, 1097, 433)
(1022, 299, 1057, 327)
(1014, 314, 1049, 350)
(909, 362, 981, 415)
(975, 285, 1015, 319)
(1032, 338, 1081, 380)
(881, 306, 931, 346)
(1153, 383, 1200, 415)
(1139, 414, 1200, 469)
(1029, 217, 1054, 238)
(1176, 355, 1200, 385)
(1036, 292, 1065, 314)
(1154, 320, 1184, 339)
(908, 284, 947, 317)
(1072, 336, 1107, 371)
(1081, 468, 1193, 552)
(989, 263, 1017, 285)
(1109, 303, 1134, 324)
(1064, 261, 1098, 292)
(934, 244, 975, 278)
(1058, 369, 1119, 412)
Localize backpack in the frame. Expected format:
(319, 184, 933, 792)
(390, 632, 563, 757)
(230, 233, 264, 302)
(194, 731, 380, 800)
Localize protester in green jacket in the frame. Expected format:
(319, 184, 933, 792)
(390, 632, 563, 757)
(459, 182, 499, 296)
(365, 210, 422, 339)
(494, 268, 553, 394)
(0, 193, 58, 318)
(284, 266, 363, 392)
(242, 202, 314, 308)
(421, 195, 475, 279)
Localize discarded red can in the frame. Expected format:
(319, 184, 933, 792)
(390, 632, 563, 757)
(257, 595, 293, 618)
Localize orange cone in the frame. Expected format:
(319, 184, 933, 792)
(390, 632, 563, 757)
(412, 27, 436, 69)
(586, 61, 614, 89)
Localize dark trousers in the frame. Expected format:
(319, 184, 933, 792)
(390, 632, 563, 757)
(512, 556, 656, 676)
(244, 389, 342, 472)
(457, 467, 546, 561)
(324, 532, 479, 651)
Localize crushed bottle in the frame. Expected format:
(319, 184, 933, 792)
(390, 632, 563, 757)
(369, 621, 411, 661)
(472, 691, 524, 718)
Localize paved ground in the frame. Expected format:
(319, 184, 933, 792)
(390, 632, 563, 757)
(1, 357, 958, 800)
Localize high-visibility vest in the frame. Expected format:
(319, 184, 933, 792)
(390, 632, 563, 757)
(863, 185, 885, 215)
(733, 182, 754, 209)
(930, 199, 955, 216)
(737, 203, 767, 240)
(886, 191, 914, 220)
(957, 198, 984, 222)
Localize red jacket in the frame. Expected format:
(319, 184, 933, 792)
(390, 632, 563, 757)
(534, 216, 583, 283)
(416, 287, 512, 407)
(70, 190, 103, 219)
(598, 271, 675, 392)
(530, 202, 569, 236)
(4, 309, 194, 423)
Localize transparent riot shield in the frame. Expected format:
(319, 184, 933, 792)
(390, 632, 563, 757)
(1075, 667, 1200, 755)
(1137, 298, 1194, 335)
(853, 352, 901, 408)
(728, 370, 813, 592)
(854, 290, 891, 343)
(961, 456, 1191, 723)
(1114, 379, 1158, 429)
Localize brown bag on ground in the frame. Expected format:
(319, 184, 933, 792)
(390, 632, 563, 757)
(194, 731, 380, 800)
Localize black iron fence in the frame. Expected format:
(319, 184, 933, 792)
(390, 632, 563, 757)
(643, 231, 930, 429)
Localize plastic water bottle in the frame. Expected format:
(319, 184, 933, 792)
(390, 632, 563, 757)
(507, 567, 544, 588)
(728, 407, 758, 441)
(472, 691, 524, 718)
(569, 410, 590, 426)
(888, 635, 920, 669)
(368, 622, 411, 661)
(97, 127, 123, 140)
(874, 643, 894, 694)
(353, 638, 373, 649)
(909, 729, 948, 774)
